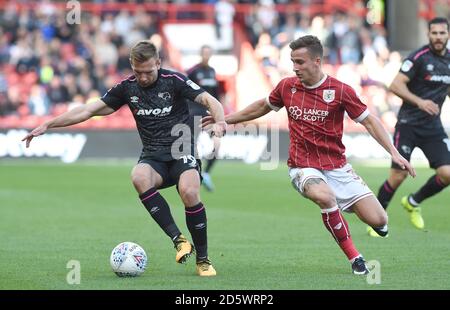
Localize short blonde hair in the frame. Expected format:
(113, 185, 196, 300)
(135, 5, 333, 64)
(130, 40, 159, 63)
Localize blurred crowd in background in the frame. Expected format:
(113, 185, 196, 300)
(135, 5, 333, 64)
(0, 0, 448, 131)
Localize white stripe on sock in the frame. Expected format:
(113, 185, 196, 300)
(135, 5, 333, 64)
(320, 205, 339, 214)
(350, 255, 362, 263)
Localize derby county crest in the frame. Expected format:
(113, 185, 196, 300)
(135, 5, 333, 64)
(323, 90, 335, 103)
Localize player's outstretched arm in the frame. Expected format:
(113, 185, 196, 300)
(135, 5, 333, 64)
(226, 98, 272, 124)
(390, 73, 439, 115)
(195, 92, 227, 137)
(360, 114, 416, 177)
(22, 99, 115, 148)
(201, 98, 271, 129)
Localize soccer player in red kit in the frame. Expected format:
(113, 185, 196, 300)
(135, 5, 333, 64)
(203, 35, 415, 274)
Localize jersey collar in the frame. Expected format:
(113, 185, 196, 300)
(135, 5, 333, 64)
(302, 74, 328, 89)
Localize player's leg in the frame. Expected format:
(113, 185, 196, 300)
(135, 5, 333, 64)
(352, 196, 389, 237)
(369, 168, 405, 237)
(205, 137, 219, 174)
(131, 163, 164, 193)
(401, 168, 450, 230)
(289, 168, 368, 275)
(193, 104, 218, 192)
(377, 125, 414, 210)
(173, 156, 216, 276)
(378, 168, 408, 209)
(403, 136, 450, 229)
(323, 164, 381, 273)
(131, 161, 188, 262)
(325, 164, 387, 239)
(202, 136, 220, 192)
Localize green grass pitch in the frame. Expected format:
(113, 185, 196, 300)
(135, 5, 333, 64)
(1, 160, 449, 290)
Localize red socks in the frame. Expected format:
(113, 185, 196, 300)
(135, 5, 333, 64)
(321, 206, 360, 261)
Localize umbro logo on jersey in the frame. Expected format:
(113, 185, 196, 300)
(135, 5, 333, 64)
(426, 64, 434, 71)
(135, 106, 173, 116)
(130, 96, 139, 103)
(291, 87, 297, 94)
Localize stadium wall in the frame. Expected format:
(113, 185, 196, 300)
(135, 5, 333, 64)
(0, 128, 289, 164)
(1, 128, 432, 165)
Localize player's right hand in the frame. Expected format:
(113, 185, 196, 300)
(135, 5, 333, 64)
(21, 124, 49, 148)
(418, 99, 439, 116)
(392, 152, 416, 178)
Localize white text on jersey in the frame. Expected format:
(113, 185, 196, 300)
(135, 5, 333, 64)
(135, 106, 173, 116)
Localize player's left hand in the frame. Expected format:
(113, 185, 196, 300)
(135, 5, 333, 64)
(392, 153, 416, 177)
(211, 121, 227, 138)
(21, 123, 49, 148)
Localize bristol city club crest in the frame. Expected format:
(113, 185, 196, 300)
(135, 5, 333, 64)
(322, 90, 335, 103)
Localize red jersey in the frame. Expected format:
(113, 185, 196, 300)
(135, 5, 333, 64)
(267, 75, 369, 170)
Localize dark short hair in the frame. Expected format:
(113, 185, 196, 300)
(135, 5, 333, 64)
(289, 35, 323, 59)
(130, 40, 159, 63)
(200, 44, 212, 51)
(428, 17, 449, 31)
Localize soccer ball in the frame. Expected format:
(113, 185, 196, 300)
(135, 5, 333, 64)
(110, 242, 148, 277)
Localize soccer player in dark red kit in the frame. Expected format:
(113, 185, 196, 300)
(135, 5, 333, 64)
(374, 17, 450, 232)
(22, 40, 226, 277)
(203, 35, 415, 274)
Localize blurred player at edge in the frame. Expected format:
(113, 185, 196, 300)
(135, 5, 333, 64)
(373, 17, 450, 234)
(187, 45, 222, 192)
